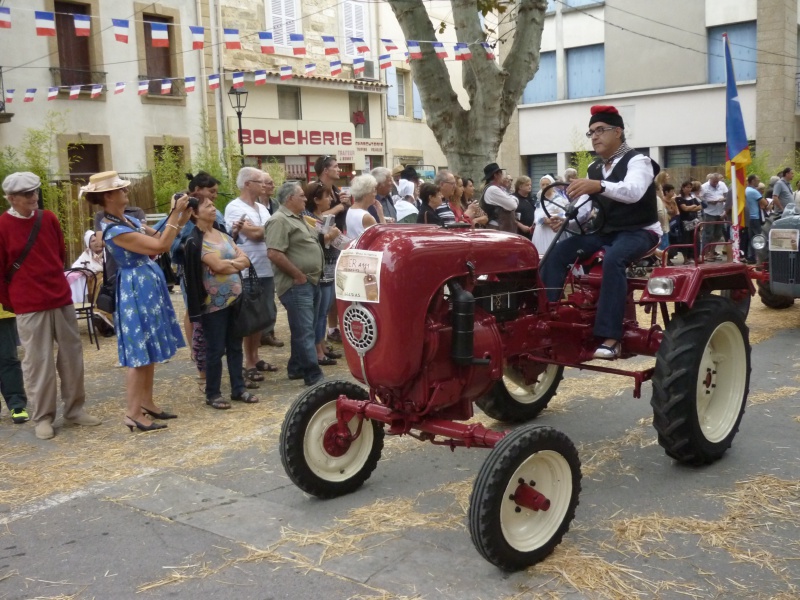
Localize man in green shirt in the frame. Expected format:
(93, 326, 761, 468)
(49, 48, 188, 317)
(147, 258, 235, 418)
(266, 182, 324, 386)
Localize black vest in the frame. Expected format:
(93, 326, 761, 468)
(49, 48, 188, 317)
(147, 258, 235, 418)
(587, 149, 660, 234)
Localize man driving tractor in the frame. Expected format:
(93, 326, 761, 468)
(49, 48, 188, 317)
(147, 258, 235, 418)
(541, 105, 661, 360)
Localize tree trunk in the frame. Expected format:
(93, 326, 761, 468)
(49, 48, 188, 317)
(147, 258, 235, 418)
(387, 0, 547, 182)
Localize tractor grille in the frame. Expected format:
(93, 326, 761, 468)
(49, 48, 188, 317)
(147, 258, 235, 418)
(769, 250, 800, 284)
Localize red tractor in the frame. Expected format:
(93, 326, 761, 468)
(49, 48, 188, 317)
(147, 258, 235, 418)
(279, 191, 754, 571)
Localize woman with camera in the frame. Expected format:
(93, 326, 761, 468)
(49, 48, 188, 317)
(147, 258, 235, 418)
(82, 171, 190, 432)
(184, 196, 256, 409)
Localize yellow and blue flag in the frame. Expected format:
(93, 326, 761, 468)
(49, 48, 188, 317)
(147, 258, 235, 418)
(724, 33, 751, 226)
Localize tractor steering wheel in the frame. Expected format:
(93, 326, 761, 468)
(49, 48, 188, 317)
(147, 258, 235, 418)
(539, 181, 605, 236)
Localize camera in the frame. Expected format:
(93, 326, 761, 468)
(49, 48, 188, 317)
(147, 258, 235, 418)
(174, 192, 199, 210)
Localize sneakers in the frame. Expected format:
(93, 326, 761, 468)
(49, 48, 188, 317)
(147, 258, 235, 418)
(35, 420, 54, 440)
(64, 411, 102, 426)
(10, 408, 29, 424)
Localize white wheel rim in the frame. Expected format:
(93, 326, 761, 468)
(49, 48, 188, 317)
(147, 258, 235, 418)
(500, 450, 573, 552)
(502, 364, 559, 405)
(303, 401, 375, 482)
(695, 321, 747, 443)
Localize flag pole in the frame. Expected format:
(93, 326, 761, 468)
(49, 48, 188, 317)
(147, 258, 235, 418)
(731, 163, 740, 263)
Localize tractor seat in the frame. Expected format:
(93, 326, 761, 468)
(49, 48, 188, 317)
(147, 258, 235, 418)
(578, 236, 661, 269)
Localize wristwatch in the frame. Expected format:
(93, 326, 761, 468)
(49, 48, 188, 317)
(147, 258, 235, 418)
(599, 181, 606, 193)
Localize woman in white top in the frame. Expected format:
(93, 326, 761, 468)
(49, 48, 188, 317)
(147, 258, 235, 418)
(532, 174, 568, 256)
(345, 174, 385, 238)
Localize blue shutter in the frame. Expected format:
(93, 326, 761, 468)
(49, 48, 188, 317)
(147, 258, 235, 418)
(546, 0, 555, 13)
(386, 66, 398, 116)
(565, 0, 603, 7)
(708, 22, 756, 84)
(412, 81, 422, 119)
(522, 51, 556, 104)
(566, 44, 604, 99)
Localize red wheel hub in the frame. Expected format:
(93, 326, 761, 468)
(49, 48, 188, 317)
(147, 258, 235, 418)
(512, 481, 551, 512)
(323, 424, 351, 457)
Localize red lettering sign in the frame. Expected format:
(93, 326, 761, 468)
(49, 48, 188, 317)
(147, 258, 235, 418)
(297, 130, 308, 145)
(310, 131, 321, 144)
(322, 131, 334, 144)
(241, 127, 356, 147)
(283, 130, 295, 145)
(268, 130, 281, 145)
(341, 132, 352, 145)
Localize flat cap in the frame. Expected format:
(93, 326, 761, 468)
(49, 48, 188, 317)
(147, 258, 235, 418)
(2, 172, 41, 195)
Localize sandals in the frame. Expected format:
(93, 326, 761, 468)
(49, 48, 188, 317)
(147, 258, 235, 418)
(255, 360, 279, 373)
(324, 348, 342, 359)
(244, 379, 260, 389)
(244, 368, 265, 382)
(206, 397, 231, 410)
(318, 356, 337, 366)
(593, 341, 621, 360)
(231, 391, 259, 403)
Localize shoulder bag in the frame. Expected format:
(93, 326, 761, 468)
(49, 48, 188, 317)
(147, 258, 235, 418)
(95, 226, 117, 314)
(231, 264, 271, 338)
(5, 210, 43, 283)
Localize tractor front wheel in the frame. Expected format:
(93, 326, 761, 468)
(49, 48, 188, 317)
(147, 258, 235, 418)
(476, 364, 564, 423)
(280, 380, 384, 499)
(651, 296, 750, 465)
(757, 280, 794, 310)
(469, 425, 581, 571)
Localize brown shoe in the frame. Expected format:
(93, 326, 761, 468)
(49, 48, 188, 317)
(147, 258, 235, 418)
(260, 332, 285, 347)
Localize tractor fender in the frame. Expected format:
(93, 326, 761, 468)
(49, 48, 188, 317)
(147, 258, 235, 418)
(640, 263, 754, 308)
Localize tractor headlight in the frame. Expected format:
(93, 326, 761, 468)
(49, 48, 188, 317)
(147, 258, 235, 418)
(751, 234, 766, 250)
(647, 277, 675, 296)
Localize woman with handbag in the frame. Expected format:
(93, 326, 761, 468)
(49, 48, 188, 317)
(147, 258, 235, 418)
(677, 180, 702, 262)
(184, 196, 256, 409)
(82, 171, 189, 432)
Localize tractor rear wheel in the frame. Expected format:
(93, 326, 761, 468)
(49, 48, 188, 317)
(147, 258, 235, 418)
(469, 425, 581, 571)
(280, 380, 384, 499)
(757, 280, 794, 309)
(476, 364, 564, 423)
(651, 296, 750, 465)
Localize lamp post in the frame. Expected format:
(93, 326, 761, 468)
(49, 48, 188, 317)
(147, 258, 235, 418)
(227, 86, 249, 167)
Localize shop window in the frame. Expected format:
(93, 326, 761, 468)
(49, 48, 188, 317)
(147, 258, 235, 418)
(278, 87, 302, 120)
(349, 92, 370, 138)
(567, 44, 604, 99)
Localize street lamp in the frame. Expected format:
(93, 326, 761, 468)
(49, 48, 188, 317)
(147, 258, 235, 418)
(227, 86, 249, 167)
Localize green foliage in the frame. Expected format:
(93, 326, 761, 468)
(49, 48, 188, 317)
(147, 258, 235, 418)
(569, 130, 594, 178)
(262, 157, 285, 189)
(192, 111, 235, 206)
(0, 147, 23, 209)
(150, 140, 187, 213)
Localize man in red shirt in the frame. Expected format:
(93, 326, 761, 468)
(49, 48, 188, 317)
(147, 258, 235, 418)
(0, 172, 100, 439)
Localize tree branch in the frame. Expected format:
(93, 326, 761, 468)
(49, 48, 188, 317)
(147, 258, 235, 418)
(451, 0, 499, 106)
(499, 0, 547, 120)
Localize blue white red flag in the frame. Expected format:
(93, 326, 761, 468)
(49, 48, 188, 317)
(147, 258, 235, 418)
(353, 57, 365, 74)
(224, 29, 241, 49)
(0, 7, 10, 29)
(433, 42, 447, 59)
(69, 85, 81, 99)
(184, 77, 196, 92)
(305, 63, 316, 76)
(351, 37, 369, 53)
(290, 33, 306, 55)
(454, 43, 472, 61)
(74, 14, 90, 37)
(407, 41, 422, 59)
(112, 19, 128, 43)
(150, 22, 169, 47)
(232, 72, 244, 89)
(160, 80, 172, 95)
(91, 84, 103, 98)
(4, 89, 13, 104)
(329, 60, 342, 76)
(114, 82, 126, 95)
(35, 11, 56, 36)
(322, 36, 338, 55)
(47, 87, 58, 100)
(379, 54, 391, 69)
(138, 81, 149, 95)
(24, 89, 35, 103)
(254, 70, 266, 85)
(189, 26, 204, 49)
(481, 42, 495, 59)
(208, 74, 220, 90)
(381, 38, 397, 51)
(280, 65, 293, 80)
(259, 32, 275, 54)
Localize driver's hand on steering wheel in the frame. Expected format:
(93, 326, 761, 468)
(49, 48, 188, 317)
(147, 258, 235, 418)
(566, 178, 604, 199)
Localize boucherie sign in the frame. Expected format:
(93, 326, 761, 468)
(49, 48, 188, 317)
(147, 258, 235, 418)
(232, 118, 357, 156)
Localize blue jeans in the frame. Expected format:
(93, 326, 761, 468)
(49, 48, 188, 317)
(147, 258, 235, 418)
(315, 282, 335, 345)
(201, 305, 245, 400)
(541, 229, 659, 340)
(280, 282, 324, 386)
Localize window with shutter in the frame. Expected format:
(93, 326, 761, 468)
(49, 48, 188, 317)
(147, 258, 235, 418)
(342, 0, 368, 57)
(270, 0, 299, 47)
(278, 87, 302, 120)
(396, 72, 406, 116)
(412, 81, 422, 120)
(385, 67, 398, 116)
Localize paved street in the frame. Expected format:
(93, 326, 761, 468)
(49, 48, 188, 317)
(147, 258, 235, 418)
(1, 297, 799, 600)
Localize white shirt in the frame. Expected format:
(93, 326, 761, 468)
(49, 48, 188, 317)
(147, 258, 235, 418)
(483, 185, 519, 211)
(576, 153, 661, 235)
(224, 198, 273, 278)
(699, 181, 728, 217)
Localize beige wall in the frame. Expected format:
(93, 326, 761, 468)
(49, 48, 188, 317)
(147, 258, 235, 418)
(705, 0, 756, 26)
(605, 0, 707, 94)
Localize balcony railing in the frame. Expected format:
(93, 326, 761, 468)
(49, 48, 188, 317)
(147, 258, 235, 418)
(50, 67, 107, 89)
(138, 75, 185, 98)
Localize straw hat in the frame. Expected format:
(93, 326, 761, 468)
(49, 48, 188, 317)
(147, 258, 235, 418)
(78, 171, 130, 198)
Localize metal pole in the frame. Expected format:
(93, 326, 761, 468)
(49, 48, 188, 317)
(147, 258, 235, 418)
(237, 108, 244, 167)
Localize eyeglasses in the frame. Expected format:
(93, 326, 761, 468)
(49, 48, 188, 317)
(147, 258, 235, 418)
(585, 126, 618, 138)
(247, 179, 266, 185)
(16, 189, 39, 198)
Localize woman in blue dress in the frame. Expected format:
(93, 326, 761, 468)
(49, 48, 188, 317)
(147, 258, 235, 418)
(82, 171, 191, 432)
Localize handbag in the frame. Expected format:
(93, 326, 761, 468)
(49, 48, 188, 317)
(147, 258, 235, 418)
(231, 264, 270, 338)
(95, 227, 116, 313)
(683, 218, 700, 232)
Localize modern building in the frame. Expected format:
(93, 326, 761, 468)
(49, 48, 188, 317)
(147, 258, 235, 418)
(499, 0, 799, 182)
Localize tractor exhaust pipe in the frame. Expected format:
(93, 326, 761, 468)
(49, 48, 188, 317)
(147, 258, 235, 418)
(450, 281, 475, 366)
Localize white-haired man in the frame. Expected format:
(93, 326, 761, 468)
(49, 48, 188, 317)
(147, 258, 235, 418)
(224, 167, 279, 385)
(371, 166, 397, 222)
